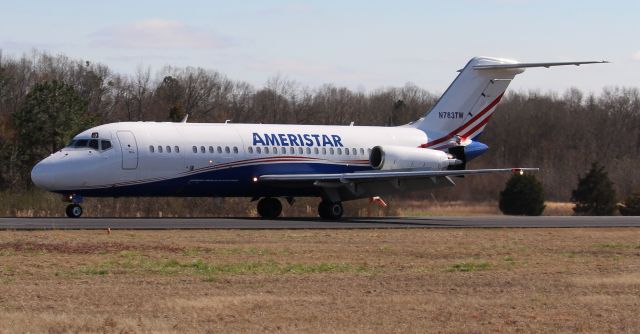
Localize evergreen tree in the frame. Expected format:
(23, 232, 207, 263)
(571, 163, 617, 215)
(499, 174, 546, 216)
(12, 80, 95, 183)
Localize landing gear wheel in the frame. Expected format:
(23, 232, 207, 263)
(318, 201, 343, 220)
(65, 204, 83, 218)
(257, 197, 282, 219)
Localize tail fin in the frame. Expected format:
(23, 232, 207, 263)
(411, 57, 518, 149)
(410, 57, 607, 149)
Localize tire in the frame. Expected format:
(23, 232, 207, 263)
(257, 197, 282, 219)
(65, 204, 83, 218)
(318, 201, 343, 220)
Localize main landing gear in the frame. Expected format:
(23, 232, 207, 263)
(318, 201, 343, 220)
(257, 197, 282, 219)
(255, 197, 344, 220)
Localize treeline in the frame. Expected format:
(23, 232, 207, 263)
(0, 50, 638, 202)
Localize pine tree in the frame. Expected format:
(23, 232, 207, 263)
(499, 174, 546, 216)
(12, 80, 95, 184)
(571, 163, 617, 215)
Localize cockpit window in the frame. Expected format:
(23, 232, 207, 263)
(101, 140, 112, 150)
(88, 139, 99, 150)
(74, 139, 89, 147)
(66, 140, 77, 147)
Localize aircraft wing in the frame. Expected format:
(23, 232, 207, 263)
(259, 167, 538, 182)
(258, 167, 538, 201)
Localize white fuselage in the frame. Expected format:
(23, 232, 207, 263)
(31, 121, 428, 198)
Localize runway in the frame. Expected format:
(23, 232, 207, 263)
(1, 216, 640, 230)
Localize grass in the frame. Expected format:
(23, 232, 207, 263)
(0, 190, 577, 217)
(1, 228, 640, 333)
(446, 261, 492, 272)
(76, 256, 369, 277)
(594, 242, 640, 249)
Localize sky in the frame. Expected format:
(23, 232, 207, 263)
(0, 0, 638, 94)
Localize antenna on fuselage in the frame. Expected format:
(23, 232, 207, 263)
(180, 114, 189, 123)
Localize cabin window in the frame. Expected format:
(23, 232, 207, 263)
(209, 146, 214, 153)
(289, 147, 294, 154)
(360, 148, 365, 155)
(224, 146, 230, 154)
(367, 148, 372, 156)
(248, 146, 253, 154)
(175, 146, 180, 153)
(149, 145, 155, 153)
(256, 147, 262, 154)
(306, 147, 311, 154)
(330, 148, 335, 155)
(264, 147, 270, 154)
(217, 146, 222, 153)
(166, 146, 171, 153)
(273, 147, 278, 154)
(352, 148, 357, 156)
(192, 146, 197, 153)
(345, 148, 350, 155)
(337, 148, 342, 155)
(199, 146, 205, 153)
(100, 140, 112, 151)
(314, 147, 319, 155)
(158, 146, 163, 153)
(298, 147, 303, 154)
(322, 147, 327, 155)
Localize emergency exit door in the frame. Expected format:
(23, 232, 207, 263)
(117, 131, 138, 169)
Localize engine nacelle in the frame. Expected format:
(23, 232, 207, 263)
(369, 145, 462, 170)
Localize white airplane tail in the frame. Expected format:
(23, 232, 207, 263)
(411, 57, 607, 149)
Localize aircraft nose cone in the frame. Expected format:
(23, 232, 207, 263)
(31, 160, 55, 190)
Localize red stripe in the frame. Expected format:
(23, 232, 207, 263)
(420, 92, 504, 148)
(460, 112, 494, 139)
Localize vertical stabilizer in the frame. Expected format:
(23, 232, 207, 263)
(411, 57, 522, 149)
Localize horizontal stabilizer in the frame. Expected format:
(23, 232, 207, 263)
(473, 60, 609, 70)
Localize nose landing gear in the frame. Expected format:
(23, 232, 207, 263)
(65, 204, 83, 218)
(63, 194, 84, 218)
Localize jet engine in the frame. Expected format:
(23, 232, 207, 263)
(369, 146, 463, 170)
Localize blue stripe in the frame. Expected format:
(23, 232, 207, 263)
(56, 162, 372, 197)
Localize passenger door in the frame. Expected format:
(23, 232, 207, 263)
(117, 131, 138, 169)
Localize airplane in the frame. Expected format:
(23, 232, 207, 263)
(30, 57, 607, 219)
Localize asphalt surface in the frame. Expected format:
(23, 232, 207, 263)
(1, 216, 640, 230)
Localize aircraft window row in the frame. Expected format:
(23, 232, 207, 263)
(192, 145, 239, 154)
(149, 145, 180, 153)
(246, 146, 369, 157)
(67, 139, 112, 151)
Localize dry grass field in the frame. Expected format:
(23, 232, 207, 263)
(0, 190, 577, 217)
(1, 228, 639, 333)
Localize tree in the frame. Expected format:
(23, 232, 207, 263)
(571, 163, 617, 215)
(619, 192, 640, 216)
(499, 174, 546, 216)
(12, 80, 94, 181)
